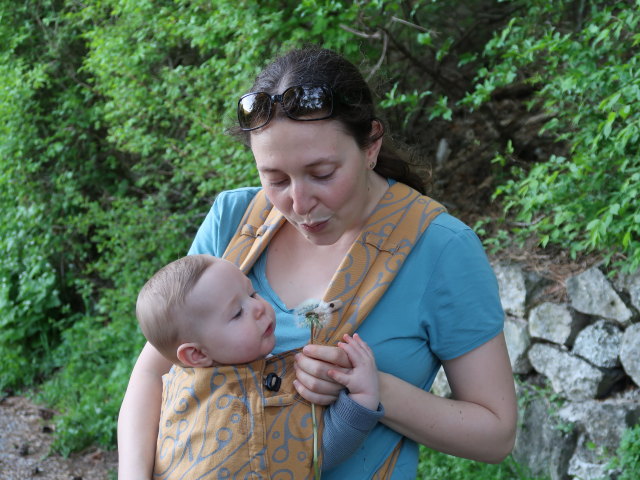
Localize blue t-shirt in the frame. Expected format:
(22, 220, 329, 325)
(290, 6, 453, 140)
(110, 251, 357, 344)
(188, 185, 504, 479)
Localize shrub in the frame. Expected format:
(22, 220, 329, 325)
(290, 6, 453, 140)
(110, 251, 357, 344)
(608, 424, 640, 480)
(464, 0, 640, 272)
(2, 0, 638, 459)
(0, 0, 386, 452)
(418, 447, 546, 480)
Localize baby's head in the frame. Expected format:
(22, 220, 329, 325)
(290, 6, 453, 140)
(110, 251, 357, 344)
(136, 254, 276, 367)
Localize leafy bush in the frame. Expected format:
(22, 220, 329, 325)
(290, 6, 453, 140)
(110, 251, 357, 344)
(1, 0, 638, 461)
(418, 448, 546, 480)
(608, 424, 640, 480)
(0, 0, 390, 453)
(464, 0, 640, 272)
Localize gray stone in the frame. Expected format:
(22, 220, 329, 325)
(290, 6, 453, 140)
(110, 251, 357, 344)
(528, 343, 620, 400)
(557, 399, 640, 451)
(504, 316, 532, 374)
(494, 262, 640, 480)
(493, 262, 527, 318)
(566, 267, 632, 325)
(572, 319, 622, 368)
(528, 302, 585, 346)
(523, 269, 554, 308)
(614, 269, 640, 313)
(513, 384, 576, 480)
(629, 274, 640, 313)
(567, 434, 614, 480)
(430, 367, 451, 398)
(620, 323, 640, 386)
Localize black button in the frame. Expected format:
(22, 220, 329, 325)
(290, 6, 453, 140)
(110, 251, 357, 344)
(264, 372, 281, 392)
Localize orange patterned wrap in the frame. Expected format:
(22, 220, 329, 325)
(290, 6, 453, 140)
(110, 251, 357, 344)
(153, 183, 445, 479)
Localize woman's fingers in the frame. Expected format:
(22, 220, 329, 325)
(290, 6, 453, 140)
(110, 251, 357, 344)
(293, 377, 340, 405)
(301, 343, 352, 369)
(294, 354, 345, 389)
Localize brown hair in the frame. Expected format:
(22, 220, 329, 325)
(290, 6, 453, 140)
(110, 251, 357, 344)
(231, 45, 425, 193)
(136, 254, 215, 364)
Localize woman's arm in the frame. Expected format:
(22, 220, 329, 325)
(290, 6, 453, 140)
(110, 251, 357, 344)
(118, 342, 173, 480)
(379, 333, 516, 463)
(295, 333, 517, 463)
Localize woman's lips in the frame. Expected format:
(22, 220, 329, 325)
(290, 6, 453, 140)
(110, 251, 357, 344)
(300, 219, 329, 233)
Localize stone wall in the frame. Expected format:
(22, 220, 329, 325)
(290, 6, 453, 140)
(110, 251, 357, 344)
(430, 263, 640, 480)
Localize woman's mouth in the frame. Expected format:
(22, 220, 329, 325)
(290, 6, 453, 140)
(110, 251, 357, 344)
(300, 219, 329, 233)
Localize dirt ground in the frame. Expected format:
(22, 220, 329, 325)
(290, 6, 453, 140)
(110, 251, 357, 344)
(0, 396, 117, 480)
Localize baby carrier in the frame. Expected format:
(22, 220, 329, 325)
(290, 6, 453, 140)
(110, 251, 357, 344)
(153, 182, 445, 479)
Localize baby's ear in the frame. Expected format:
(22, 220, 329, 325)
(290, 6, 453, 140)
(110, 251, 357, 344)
(176, 343, 214, 367)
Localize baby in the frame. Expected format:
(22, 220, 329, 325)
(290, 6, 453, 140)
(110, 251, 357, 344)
(135, 254, 383, 476)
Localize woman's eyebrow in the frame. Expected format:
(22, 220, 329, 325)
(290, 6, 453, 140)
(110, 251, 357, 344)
(259, 159, 335, 172)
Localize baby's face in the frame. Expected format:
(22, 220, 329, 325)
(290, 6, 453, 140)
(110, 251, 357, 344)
(185, 259, 276, 365)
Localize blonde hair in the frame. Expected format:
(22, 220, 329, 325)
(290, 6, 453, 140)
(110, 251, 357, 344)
(136, 254, 216, 363)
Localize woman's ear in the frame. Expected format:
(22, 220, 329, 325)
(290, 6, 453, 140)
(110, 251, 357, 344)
(176, 343, 215, 367)
(366, 120, 384, 160)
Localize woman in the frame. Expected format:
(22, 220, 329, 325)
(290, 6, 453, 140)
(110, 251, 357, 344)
(118, 45, 517, 479)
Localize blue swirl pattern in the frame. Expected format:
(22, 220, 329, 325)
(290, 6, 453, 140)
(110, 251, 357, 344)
(154, 183, 445, 479)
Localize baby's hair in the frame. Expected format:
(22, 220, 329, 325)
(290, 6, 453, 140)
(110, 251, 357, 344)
(136, 254, 216, 363)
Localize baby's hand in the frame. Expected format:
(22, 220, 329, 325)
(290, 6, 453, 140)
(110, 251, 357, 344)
(327, 333, 379, 410)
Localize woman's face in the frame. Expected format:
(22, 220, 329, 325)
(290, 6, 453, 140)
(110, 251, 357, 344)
(250, 119, 383, 246)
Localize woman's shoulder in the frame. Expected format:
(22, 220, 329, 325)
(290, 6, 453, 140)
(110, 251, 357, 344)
(421, 209, 481, 251)
(214, 186, 262, 210)
(188, 186, 262, 256)
(429, 210, 471, 233)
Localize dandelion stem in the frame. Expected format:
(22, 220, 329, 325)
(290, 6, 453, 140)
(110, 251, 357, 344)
(312, 403, 321, 479)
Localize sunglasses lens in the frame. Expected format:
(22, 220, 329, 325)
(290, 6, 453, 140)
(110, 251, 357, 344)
(238, 92, 272, 130)
(282, 86, 332, 120)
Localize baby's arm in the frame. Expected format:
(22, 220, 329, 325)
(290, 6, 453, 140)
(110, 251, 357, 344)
(328, 333, 379, 410)
(321, 334, 383, 470)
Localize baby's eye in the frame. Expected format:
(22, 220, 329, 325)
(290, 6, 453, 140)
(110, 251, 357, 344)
(250, 291, 258, 298)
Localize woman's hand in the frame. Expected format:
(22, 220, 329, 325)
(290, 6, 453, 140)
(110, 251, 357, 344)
(293, 343, 352, 405)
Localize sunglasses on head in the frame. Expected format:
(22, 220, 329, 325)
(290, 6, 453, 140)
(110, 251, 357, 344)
(237, 85, 334, 131)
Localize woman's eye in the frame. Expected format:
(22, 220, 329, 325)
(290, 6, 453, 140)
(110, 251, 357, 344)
(233, 308, 243, 319)
(268, 178, 288, 187)
(313, 171, 334, 181)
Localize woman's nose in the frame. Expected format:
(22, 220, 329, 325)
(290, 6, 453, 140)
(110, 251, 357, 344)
(290, 181, 314, 216)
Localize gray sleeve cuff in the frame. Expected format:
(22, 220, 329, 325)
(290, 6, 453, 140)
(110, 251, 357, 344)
(331, 389, 384, 432)
(321, 389, 384, 470)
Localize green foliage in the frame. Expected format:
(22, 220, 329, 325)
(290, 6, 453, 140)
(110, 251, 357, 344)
(0, 204, 63, 389)
(417, 448, 546, 480)
(465, 0, 640, 272)
(1, 0, 638, 466)
(0, 0, 402, 454)
(608, 424, 640, 480)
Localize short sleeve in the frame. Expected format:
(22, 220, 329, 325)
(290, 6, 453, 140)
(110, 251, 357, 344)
(423, 227, 504, 361)
(188, 187, 261, 257)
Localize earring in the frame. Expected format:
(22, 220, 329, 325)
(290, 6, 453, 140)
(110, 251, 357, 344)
(369, 161, 376, 169)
